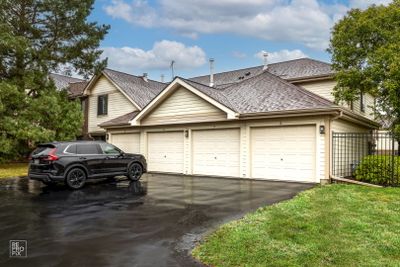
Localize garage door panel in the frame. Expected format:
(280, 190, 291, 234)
(251, 126, 316, 182)
(192, 129, 240, 177)
(147, 132, 184, 173)
(111, 133, 140, 154)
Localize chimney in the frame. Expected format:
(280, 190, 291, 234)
(160, 74, 164, 83)
(263, 52, 268, 70)
(209, 58, 215, 87)
(142, 73, 148, 82)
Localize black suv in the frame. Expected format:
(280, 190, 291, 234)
(28, 141, 147, 189)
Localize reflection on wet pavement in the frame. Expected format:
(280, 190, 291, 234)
(0, 174, 314, 267)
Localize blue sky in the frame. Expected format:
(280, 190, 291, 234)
(88, 0, 390, 82)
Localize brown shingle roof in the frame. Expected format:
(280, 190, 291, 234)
(183, 71, 335, 114)
(68, 81, 89, 98)
(98, 111, 140, 127)
(49, 73, 85, 90)
(222, 71, 335, 114)
(99, 58, 337, 128)
(189, 58, 333, 88)
(103, 69, 167, 109)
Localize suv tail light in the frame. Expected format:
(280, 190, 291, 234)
(46, 148, 59, 161)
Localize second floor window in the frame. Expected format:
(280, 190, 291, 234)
(98, 94, 108, 115)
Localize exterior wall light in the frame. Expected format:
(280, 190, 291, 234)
(184, 130, 189, 138)
(319, 125, 325, 134)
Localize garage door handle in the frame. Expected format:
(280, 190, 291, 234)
(164, 155, 167, 158)
(214, 156, 217, 159)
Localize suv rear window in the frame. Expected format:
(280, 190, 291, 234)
(32, 145, 55, 156)
(76, 144, 101, 155)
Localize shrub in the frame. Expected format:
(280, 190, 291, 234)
(355, 155, 400, 186)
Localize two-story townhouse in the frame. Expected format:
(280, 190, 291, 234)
(82, 69, 166, 140)
(82, 58, 379, 184)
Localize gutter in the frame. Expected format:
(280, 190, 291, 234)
(287, 74, 334, 83)
(331, 110, 343, 121)
(238, 108, 341, 119)
(339, 109, 380, 128)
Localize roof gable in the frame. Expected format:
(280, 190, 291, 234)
(141, 86, 227, 125)
(130, 78, 238, 126)
(103, 69, 166, 109)
(83, 69, 167, 110)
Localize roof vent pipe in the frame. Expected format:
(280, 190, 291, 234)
(263, 52, 268, 70)
(142, 73, 148, 82)
(209, 58, 215, 87)
(160, 74, 164, 83)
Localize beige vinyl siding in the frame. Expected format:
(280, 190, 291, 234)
(351, 93, 374, 120)
(331, 119, 369, 133)
(88, 76, 137, 133)
(141, 86, 226, 125)
(364, 93, 375, 120)
(297, 80, 336, 101)
(298, 80, 376, 121)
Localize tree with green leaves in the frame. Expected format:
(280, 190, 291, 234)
(0, 0, 109, 161)
(328, 0, 400, 136)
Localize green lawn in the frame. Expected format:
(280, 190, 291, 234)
(0, 163, 28, 178)
(192, 185, 400, 267)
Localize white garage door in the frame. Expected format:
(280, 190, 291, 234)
(192, 129, 240, 177)
(111, 133, 140, 153)
(251, 125, 316, 182)
(147, 132, 184, 173)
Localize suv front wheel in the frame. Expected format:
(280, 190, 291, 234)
(128, 163, 143, 181)
(65, 168, 87, 189)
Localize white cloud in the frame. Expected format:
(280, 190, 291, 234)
(104, 0, 391, 51)
(101, 40, 206, 73)
(255, 49, 308, 63)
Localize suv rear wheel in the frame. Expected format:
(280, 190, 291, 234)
(128, 163, 143, 181)
(65, 168, 87, 189)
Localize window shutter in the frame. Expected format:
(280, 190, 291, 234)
(97, 95, 102, 115)
(97, 95, 108, 115)
(104, 95, 108, 115)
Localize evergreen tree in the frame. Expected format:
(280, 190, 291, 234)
(0, 0, 109, 161)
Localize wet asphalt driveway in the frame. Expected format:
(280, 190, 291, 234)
(0, 174, 314, 267)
